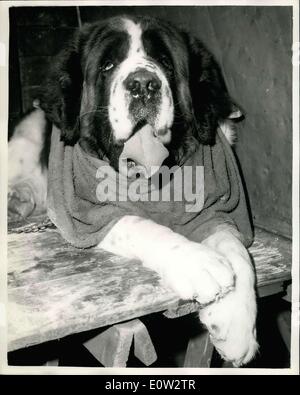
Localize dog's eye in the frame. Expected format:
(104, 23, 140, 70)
(101, 61, 115, 72)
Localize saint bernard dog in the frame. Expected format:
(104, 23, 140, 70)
(8, 15, 258, 366)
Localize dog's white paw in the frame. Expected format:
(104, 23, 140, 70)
(146, 242, 235, 305)
(199, 282, 258, 366)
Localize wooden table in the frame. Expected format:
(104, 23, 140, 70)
(7, 217, 292, 366)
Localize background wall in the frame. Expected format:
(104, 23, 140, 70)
(9, 6, 293, 237)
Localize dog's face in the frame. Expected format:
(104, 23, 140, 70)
(41, 15, 234, 171)
(104, 19, 174, 143)
(80, 16, 179, 168)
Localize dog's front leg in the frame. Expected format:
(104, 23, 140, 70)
(199, 227, 258, 366)
(98, 215, 236, 306)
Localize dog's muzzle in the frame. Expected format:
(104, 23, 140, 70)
(125, 68, 162, 123)
(108, 59, 173, 153)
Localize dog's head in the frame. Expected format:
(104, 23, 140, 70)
(40, 15, 236, 172)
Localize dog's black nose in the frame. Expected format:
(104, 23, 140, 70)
(125, 70, 161, 99)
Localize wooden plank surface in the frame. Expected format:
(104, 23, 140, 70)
(7, 221, 291, 352)
(7, 227, 179, 352)
(249, 228, 291, 286)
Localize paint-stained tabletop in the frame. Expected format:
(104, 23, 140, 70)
(7, 216, 292, 352)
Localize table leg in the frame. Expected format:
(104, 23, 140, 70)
(83, 319, 157, 367)
(44, 358, 59, 366)
(277, 310, 291, 352)
(184, 330, 214, 367)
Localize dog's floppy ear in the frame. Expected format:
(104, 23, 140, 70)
(183, 33, 235, 145)
(39, 27, 90, 145)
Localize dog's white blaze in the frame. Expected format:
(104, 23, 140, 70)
(108, 18, 174, 141)
(124, 19, 144, 56)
